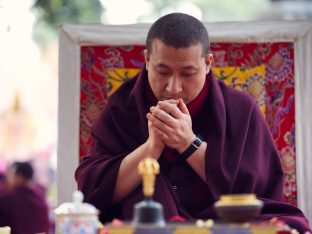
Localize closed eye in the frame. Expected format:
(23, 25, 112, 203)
(181, 73, 195, 78)
(157, 71, 170, 76)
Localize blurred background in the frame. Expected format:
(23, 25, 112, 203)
(0, 0, 311, 217)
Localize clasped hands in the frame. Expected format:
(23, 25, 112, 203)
(146, 99, 196, 154)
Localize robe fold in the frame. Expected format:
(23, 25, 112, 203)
(75, 66, 311, 233)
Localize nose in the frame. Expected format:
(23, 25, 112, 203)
(166, 76, 182, 95)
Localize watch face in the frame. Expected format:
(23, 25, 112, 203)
(192, 136, 203, 148)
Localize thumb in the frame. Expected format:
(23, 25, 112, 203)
(178, 99, 189, 115)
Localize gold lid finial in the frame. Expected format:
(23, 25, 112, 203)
(138, 158, 159, 197)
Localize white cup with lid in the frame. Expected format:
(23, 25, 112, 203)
(55, 190, 99, 234)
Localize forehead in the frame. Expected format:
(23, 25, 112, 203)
(150, 39, 204, 65)
(151, 39, 203, 54)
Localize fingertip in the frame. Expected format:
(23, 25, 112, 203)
(178, 98, 185, 107)
(178, 99, 189, 114)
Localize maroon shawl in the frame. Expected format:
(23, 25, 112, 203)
(75, 67, 311, 232)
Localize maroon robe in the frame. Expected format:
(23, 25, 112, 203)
(0, 184, 50, 234)
(75, 67, 311, 233)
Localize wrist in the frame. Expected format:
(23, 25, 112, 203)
(178, 133, 196, 154)
(144, 140, 164, 159)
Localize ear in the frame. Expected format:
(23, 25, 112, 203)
(144, 49, 150, 70)
(205, 53, 213, 74)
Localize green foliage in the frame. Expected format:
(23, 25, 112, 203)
(32, 0, 104, 48)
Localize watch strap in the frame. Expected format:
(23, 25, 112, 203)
(180, 134, 203, 160)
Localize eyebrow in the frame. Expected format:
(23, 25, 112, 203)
(156, 63, 198, 70)
(181, 65, 197, 71)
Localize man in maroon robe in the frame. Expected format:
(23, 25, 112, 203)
(75, 13, 311, 233)
(0, 162, 50, 234)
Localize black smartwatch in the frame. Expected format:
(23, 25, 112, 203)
(180, 134, 203, 160)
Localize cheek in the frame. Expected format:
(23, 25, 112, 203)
(148, 73, 162, 94)
(151, 79, 167, 93)
(185, 75, 206, 94)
